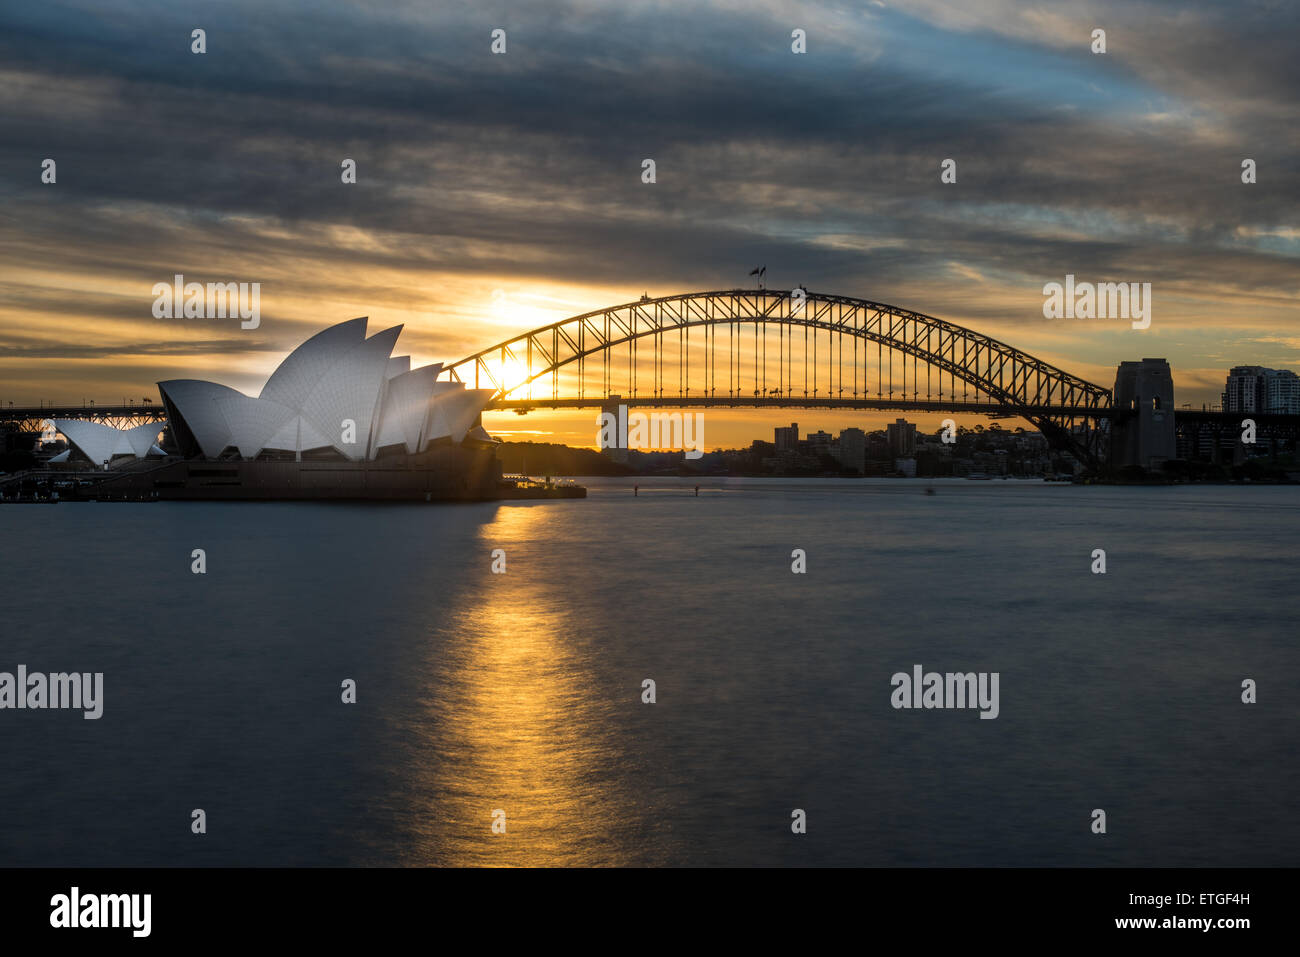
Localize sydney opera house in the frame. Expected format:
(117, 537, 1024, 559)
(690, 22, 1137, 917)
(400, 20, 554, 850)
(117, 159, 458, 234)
(51, 318, 511, 501)
(155, 317, 494, 463)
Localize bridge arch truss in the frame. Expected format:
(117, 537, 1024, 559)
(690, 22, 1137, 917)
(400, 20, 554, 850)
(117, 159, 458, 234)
(443, 289, 1113, 463)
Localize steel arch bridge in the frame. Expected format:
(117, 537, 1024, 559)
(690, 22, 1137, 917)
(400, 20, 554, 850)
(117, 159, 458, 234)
(442, 289, 1113, 465)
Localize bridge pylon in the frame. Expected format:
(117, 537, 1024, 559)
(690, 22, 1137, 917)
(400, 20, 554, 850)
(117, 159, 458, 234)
(1111, 359, 1176, 471)
(599, 395, 628, 464)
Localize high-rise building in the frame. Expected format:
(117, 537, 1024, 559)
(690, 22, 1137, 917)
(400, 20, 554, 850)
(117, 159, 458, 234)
(806, 430, 833, 454)
(1265, 370, 1300, 414)
(1223, 366, 1300, 414)
(837, 428, 866, 473)
(886, 418, 916, 457)
(1224, 366, 1260, 412)
(774, 423, 799, 451)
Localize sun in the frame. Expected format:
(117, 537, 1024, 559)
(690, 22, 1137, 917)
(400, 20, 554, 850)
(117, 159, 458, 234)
(492, 356, 531, 395)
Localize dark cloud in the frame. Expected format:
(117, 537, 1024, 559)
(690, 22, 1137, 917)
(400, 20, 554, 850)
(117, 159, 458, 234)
(0, 336, 282, 360)
(0, 0, 1296, 400)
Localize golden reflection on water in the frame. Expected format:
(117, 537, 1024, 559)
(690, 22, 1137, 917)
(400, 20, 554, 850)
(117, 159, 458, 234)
(413, 505, 630, 866)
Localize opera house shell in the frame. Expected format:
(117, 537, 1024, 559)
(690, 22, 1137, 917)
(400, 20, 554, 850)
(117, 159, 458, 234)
(158, 317, 496, 462)
(48, 419, 165, 466)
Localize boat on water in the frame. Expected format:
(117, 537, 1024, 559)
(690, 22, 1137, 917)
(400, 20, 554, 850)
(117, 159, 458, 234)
(499, 475, 586, 500)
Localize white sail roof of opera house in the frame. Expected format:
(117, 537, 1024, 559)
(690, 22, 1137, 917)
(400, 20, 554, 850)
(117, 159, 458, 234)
(158, 318, 495, 461)
(51, 419, 166, 466)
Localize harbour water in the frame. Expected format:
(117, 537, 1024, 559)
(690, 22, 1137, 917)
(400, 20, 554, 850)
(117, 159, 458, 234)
(1, 478, 1296, 866)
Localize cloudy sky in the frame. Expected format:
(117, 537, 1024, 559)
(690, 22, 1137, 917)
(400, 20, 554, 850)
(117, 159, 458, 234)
(2, 0, 1297, 447)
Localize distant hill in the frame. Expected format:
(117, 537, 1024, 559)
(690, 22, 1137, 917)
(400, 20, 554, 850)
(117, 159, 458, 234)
(495, 441, 634, 476)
